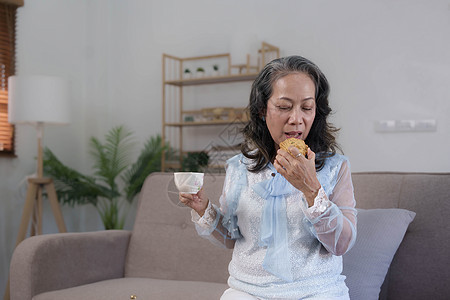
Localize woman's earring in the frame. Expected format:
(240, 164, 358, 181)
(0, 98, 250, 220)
(262, 116, 266, 122)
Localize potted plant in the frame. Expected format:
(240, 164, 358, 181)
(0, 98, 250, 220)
(184, 68, 192, 79)
(44, 125, 173, 229)
(212, 64, 219, 76)
(181, 151, 209, 172)
(196, 67, 205, 77)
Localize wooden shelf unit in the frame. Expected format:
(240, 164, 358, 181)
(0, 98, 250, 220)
(164, 73, 259, 86)
(161, 42, 280, 171)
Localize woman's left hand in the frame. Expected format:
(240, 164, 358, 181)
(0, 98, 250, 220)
(274, 146, 321, 207)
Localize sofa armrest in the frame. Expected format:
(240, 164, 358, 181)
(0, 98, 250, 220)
(10, 230, 131, 300)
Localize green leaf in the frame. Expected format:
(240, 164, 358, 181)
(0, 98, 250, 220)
(122, 135, 170, 202)
(181, 151, 209, 172)
(89, 125, 135, 192)
(43, 126, 168, 230)
(43, 148, 118, 207)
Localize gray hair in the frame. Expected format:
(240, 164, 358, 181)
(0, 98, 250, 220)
(241, 55, 341, 172)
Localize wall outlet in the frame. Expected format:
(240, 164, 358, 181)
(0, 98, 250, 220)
(375, 119, 437, 132)
(414, 119, 437, 131)
(375, 120, 396, 132)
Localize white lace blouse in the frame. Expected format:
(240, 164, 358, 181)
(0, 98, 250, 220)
(191, 153, 357, 299)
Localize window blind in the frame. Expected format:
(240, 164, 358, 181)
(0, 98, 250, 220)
(0, 2, 20, 155)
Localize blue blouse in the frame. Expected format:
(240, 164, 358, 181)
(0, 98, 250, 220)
(193, 153, 357, 299)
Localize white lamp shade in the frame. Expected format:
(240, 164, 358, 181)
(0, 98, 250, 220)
(8, 75, 70, 125)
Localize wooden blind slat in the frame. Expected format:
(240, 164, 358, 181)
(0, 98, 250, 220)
(0, 3, 16, 154)
(0, 0, 23, 7)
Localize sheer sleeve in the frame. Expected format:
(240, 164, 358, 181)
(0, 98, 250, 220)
(303, 160, 357, 256)
(191, 155, 244, 248)
(191, 201, 230, 248)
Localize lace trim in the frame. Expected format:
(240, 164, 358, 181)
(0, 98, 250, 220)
(306, 187, 331, 218)
(191, 201, 217, 230)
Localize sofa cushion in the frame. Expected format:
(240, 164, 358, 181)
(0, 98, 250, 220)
(342, 208, 416, 300)
(33, 277, 228, 300)
(125, 173, 232, 283)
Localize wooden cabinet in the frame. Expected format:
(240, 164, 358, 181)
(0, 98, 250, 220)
(161, 42, 279, 171)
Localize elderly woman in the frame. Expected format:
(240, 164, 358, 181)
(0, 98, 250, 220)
(180, 55, 357, 300)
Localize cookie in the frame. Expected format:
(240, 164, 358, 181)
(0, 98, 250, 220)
(279, 138, 308, 157)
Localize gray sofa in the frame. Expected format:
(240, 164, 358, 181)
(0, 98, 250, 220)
(9, 172, 450, 300)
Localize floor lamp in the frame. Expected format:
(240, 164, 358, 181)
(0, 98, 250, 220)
(4, 75, 70, 300)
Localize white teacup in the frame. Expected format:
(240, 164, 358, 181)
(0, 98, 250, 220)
(174, 172, 204, 194)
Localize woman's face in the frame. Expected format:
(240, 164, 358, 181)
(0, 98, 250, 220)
(264, 72, 316, 149)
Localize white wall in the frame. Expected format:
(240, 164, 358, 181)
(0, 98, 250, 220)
(1, 0, 449, 295)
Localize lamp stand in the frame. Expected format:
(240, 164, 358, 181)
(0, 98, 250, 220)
(4, 123, 67, 300)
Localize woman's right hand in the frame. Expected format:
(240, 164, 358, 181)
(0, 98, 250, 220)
(179, 188, 209, 216)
